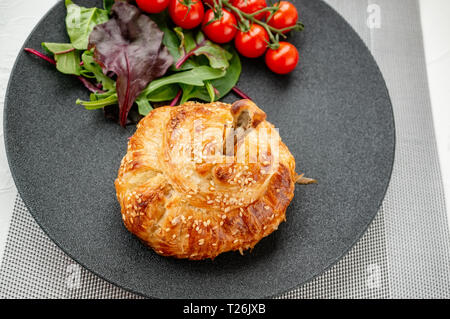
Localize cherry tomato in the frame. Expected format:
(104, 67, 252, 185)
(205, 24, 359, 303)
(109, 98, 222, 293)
(265, 42, 299, 74)
(202, 9, 237, 44)
(231, 0, 267, 20)
(169, 0, 205, 29)
(234, 24, 269, 58)
(136, 0, 169, 13)
(267, 1, 298, 33)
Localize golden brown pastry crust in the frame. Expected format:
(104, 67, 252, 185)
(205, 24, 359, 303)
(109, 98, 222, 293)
(115, 100, 298, 260)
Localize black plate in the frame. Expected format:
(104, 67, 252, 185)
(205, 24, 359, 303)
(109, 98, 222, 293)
(3, 0, 394, 298)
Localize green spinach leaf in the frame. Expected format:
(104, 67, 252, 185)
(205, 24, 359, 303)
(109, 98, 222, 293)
(139, 66, 226, 98)
(42, 42, 81, 75)
(103, 0, 114, 12)
(136, 96, 153, 116)
(177, 47, 241, 103)
(65, 0, 109, 50)
(81, 51, 115, 92)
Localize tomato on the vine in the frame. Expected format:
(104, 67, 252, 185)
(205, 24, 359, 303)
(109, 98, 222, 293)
(169, 0, 205, 29)
(265, 42, 299, 74)
(202, 9, 237, 44)
(231, 0, 267, 20)
(234, 24, 269, 58)
(266, 1, 298, 33)
(136, 0, 169, 13)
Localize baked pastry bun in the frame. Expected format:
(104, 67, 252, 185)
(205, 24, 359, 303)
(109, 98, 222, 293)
(115, 99, 309, 260)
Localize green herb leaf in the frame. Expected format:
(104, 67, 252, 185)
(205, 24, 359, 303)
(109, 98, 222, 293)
(176, 47, 241, 103)
(81, 50, 115, 92)
(205, 81, 215, 102)
(136, 96, 153, 116)
(147, 84, 179, 102)
(193, 40, 233, 70)
(76, 93, 118, 110)
(42, 42, 81, 75)
(175, 27, 197, 53)
(103, 0, 115, 12)
(207, 46, 241, 99)
(65, 0, 109, 50)
(139, 66, 226, 98)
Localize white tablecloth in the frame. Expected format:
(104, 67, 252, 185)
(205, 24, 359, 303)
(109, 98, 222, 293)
(0, 0, 449, 263)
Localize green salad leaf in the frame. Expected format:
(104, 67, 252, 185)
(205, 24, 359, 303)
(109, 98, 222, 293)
(31, 1, 244, 125)
(136, 96, 153, 116)
(42, 42, 81, 75)
(191, 32, 233, 70)
(178, 47, 241, 103)
(80, 50, 115, 92)
(103, 0, 115, 12)
(65, 0, 109, 50)
(139, 66, 226, 98)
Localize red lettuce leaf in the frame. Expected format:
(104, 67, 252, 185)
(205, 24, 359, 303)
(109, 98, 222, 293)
(88, 2, 172, 126)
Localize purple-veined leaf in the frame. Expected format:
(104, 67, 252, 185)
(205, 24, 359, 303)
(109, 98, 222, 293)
(88, 2, 172, 126)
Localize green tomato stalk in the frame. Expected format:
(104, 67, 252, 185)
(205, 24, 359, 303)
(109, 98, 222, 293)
(213, 0, 304, 49)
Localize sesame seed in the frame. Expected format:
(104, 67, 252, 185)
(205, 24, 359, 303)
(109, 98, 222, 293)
(221, 214, 226, 219)
(233, 239, 238, 244)
(264, 205, 270, 210)
(172, 234, 176, 239)
(198, 239, 204, 245)
(220, 221, 224, 226)
(165, 228, 170, 232)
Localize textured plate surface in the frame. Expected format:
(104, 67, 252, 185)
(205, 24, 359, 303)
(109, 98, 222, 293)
(4, 0, 394, 298)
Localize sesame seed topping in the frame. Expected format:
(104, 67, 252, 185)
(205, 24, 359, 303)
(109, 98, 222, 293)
(221, 214, 226, 219)
(198, 239, 204, 245)
(233, 239, 238, 244)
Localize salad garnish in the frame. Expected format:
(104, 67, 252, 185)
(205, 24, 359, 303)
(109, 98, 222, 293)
(24, 0, 303, 126)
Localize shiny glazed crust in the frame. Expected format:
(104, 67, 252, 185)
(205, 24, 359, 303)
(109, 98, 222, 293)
(115, 100, 298, 260)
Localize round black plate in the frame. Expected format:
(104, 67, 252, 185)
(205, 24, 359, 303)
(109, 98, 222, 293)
(4, 0, 394, 298)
